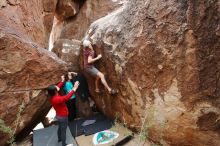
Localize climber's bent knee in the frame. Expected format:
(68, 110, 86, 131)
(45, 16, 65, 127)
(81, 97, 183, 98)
(97, 72, 104, 79)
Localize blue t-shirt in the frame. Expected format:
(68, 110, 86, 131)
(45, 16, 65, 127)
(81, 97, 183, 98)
(64, 81, 76, 99)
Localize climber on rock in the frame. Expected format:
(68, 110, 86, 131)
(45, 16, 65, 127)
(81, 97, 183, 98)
(47, 75, 79, 146)
(82, 39, 118, 95)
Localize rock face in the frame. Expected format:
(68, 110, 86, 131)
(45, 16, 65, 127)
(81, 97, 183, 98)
(0, 33, 68, 146)
(48, 0, 79, 51)
(60, 0, 124, 40)
(49, 0, 124, 51)
(83, 0, 220, 145)
(43, 0, 57, 12)
(0, 0, 68, 145)
(48, 16, 64, 51)
(56, 0, 79, 21)
(0, 0, 50, 48)
(53, 39, 81, 72)
(43, 0, 58, 49)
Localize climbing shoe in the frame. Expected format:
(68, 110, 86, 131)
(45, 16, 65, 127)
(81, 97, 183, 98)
(109, 89, 118, 96)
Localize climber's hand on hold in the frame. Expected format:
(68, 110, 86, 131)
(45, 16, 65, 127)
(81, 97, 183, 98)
(97, 54, 102, 59)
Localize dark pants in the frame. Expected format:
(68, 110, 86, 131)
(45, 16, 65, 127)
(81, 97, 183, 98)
(57, 116, 68, 146)
(66, 98, 77, 121)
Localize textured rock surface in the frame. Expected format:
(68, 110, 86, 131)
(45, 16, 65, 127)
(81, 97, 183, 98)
(0, 33, 68, 145)
(53, 39, 81, 71)
(76, 96, 93, 118)
(0, 0, 68, 145)
(49, 0, 123, 50)
(16, 135, 32, 146)
(43, 0, 58, 49)
(43, 13, 55, 47)
(48, 16, 64, 51)
(0, 0, 48, 48)
(43, 0, 57, 12)
(55, 0, 79, 21)
(60, 0, 124, 40)
(83, 0, 220, 145)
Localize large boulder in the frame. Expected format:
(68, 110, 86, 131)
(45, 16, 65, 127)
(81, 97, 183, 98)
(0, 0, 48, 48)
(53, 39, 81, 71)
(55, 0, 79, 21)
(48, 0, 81, 50)
(43, 0, 58, 12)
(83, 0, 220, 145)
(0, 0, 68, 145)
(43, 14, 55, 48)
(60, 0, 124, 40)
(48, 16, 64, 51)
(42, 0, 58, 48)
(0, 33, 68, 145)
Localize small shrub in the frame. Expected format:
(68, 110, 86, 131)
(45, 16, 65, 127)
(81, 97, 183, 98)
(0, 102, 25, 146)
(0, 119, 13, 134)
(139, 127, 148, 141)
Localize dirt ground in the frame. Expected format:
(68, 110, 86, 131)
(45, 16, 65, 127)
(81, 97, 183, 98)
(75, 123, 152, 146)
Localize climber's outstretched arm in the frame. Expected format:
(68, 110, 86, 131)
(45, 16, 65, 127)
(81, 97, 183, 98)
(56, 75, 65, 91)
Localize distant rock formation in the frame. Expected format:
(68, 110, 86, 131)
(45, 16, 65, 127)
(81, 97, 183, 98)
(60, 0, 124, 40)
(53, 39, 81, 72)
